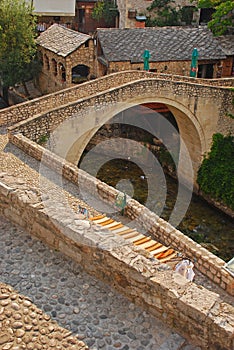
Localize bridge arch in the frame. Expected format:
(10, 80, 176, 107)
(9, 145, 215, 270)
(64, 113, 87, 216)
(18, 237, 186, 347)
(63, 95, 205, 187)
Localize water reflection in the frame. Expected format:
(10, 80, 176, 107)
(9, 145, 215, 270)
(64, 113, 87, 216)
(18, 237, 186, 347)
(83, 157, 233, 262)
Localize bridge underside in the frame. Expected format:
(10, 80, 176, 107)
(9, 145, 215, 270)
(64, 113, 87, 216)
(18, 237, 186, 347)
(55, 97, 204, 189)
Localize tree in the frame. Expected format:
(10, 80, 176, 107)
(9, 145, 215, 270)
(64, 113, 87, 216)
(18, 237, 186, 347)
(0, 0, 38, 104)
(198, 0, 234, 35)
(92, 0, 118, 25)
(146, 0, 183, 27)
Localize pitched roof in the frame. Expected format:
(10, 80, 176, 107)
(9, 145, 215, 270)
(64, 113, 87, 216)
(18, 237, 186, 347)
(97, 26, 227, 63)
(215, 35, 234, 56)
(36, 24, 91, 57)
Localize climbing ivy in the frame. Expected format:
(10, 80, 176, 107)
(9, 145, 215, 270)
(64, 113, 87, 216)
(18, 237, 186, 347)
(146, 0, 181, 26)
(197, 133, 234, 210)
(92, 0, 118, 25)
(38, 134, 49, 145)
(198, 0, 234, 36)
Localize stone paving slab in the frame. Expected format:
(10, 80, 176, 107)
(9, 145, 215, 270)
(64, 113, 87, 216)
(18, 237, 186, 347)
(0, 215, 200, 350)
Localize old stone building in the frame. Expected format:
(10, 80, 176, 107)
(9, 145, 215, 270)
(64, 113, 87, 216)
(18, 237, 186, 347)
(28, 0, 76, 31)
(76, 0, 116, 34)
(216, 35, 234, 77)
(117, 0, 200, 29)
(35, 24, 232, 95)
(36, 24, 95, 94)
(95, 26, 227, 78)
(31, 1, 201, 34)
(29, 0, 117, 34)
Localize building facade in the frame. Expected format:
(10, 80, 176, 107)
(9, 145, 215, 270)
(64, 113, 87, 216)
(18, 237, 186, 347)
(95, 27, 227, 78)
(36, 24, 95, 93)
(117, 0, 200, 29)
(30, 0, 201, 33)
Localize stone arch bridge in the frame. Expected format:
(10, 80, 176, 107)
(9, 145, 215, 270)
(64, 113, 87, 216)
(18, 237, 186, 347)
(4, 71, 234, 187)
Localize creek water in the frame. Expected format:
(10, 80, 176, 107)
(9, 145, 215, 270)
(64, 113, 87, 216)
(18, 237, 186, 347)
(80, 156, 234, 262)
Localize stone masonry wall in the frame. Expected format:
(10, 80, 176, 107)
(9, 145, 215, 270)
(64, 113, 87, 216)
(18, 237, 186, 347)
(7, 133, 234, 297)
(0, 172, 233, 350)
(108, 60, 193, 76)
(108, 60, 226, 79)
(7, 78, 234, 143)
(7, 77, 234, 184)
(1, 71, 233, 127)
(1, 71, 155, 127)
(38, 41, 95, 94)
(117, 0, 199, 29)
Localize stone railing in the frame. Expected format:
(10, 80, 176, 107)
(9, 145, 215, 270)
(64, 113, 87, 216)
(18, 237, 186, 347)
(0, 170, 233, 350)
(8, 132, 234, 297)
(1, 71, 233, 127)
(7, 77, 234, 146)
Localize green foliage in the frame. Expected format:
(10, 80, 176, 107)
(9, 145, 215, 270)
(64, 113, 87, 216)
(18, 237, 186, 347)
(38, 134, 49, 145)
(228, 112, 234, 119)
(158, 148, 176, 171)
(92, 0, 118, 25)
(148, 0, 174, 11)
(198, 0, 234, 35)
(147, 0, 180, 26)
(180, 6, 197, 25)
(146, 0, 196, 27)
(0, 0, 38, 91)
(92, 1, 105, 22)
(197, 133, 234, 210)
(146, 9, 181, 27)
(198, 0, 220, 8)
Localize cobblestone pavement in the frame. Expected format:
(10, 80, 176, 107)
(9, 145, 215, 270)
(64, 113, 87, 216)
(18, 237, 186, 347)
(1, 133, 233, 305)
(0, 215, 200, 350)
(0, 130, 231, 349)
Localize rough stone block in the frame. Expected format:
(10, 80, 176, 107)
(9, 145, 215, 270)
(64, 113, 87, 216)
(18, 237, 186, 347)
(58, 240, 82, 263)
(177, 283, 219, 324)
(0, 181, 13, 197)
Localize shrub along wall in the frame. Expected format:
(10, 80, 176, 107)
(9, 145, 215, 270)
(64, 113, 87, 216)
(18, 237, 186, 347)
(197, 133, 234, 210)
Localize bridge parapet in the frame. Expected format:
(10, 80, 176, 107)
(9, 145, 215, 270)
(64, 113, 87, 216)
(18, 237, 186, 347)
(7, 76, 234, 196)
(8, 76, 234, 147)
(1, 71, 234, 127)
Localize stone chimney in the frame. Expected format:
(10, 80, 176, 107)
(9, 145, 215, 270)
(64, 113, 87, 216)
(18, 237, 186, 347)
(135, 20, 145, 28)
(135, 15, 146, 28)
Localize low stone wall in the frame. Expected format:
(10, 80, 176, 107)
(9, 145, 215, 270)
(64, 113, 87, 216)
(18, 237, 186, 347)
(1, 70, 233, 127)
(0, 172, 233, 350)
(8, 133, 234, 297)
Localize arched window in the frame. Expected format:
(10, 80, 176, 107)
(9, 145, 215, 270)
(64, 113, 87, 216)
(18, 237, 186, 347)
(59, 63, 66, 82)
(38, 51, 43, 66)
(72, 64, 90, 84)
(52, 58, 57, 76)
(45, 54, 50, 70)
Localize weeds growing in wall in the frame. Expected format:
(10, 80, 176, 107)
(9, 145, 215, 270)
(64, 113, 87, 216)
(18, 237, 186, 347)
(197, 133, 234, 210)
(38, 134, 49, 145)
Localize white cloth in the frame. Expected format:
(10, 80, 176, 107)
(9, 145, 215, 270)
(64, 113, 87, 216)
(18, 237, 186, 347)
(175, 259, 195, 281)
